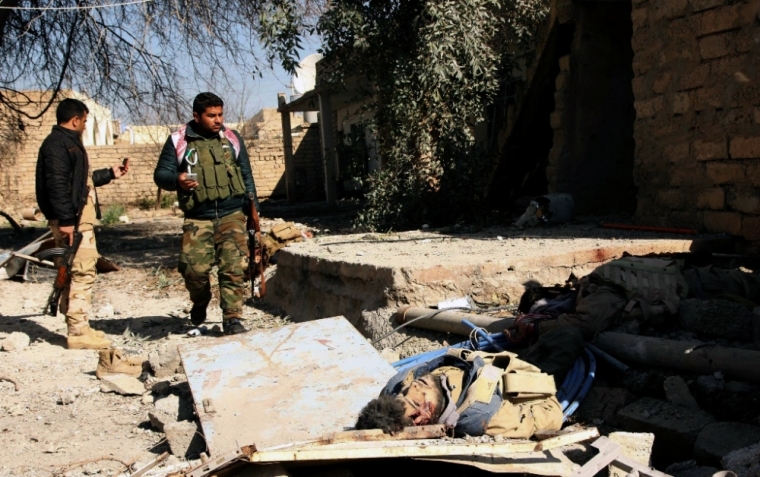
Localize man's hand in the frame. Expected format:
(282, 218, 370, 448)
(112, 158, 130, 179)
(58, 225, 75, 246)
(178, 172, 199, 191)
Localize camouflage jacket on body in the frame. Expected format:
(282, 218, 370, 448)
(382, 349, 563, 439)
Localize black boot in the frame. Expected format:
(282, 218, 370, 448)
(223, 319, 248, 335)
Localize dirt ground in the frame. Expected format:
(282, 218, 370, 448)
(0, 202, 359, 477)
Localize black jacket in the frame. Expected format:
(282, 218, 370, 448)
(36, 125, 114, 226)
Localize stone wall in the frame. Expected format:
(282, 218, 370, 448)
(631, 0, 760, 239)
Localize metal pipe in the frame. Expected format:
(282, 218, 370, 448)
(585, 343, 629, 373)
(393, 306, 514, 336)
(594, 332, 760, 382)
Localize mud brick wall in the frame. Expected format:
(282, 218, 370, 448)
(1, 119, 324, 216)
(248, 124, 324, 200)
(631, 0, 760, 239)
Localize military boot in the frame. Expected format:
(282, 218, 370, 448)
(223, 318, 248, 335)
(67, 326, 111, 350)
(190, 303, 208, 327)
(81, 324, 106, 338)
(95, 349, 145, 378)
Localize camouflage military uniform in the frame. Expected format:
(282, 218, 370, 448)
(154, 121, 258, 329)
(49, 176, 100, 335)
(179, 210, 249, 320)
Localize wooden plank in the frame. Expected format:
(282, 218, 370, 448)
(571, 437, 623, 477)
(130, 451, 169, 477)
(534, 428, 600, 451)
(322, 425, 447, 444)
(613, 455, 672, 477)
(249, 439, 540, 463)
(419, 449, 578, 477)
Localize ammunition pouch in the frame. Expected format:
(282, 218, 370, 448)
(179, 136, 246, 212)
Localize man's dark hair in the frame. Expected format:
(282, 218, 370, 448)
(355, 395, 412, 434)
(56, 98, 89, 124)
(193, 92, 224, 114)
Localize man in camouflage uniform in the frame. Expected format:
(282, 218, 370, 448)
(36, 98, 130, 349)
(153, 92, 259, 335)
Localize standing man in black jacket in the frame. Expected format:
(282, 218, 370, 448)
(153, 92, 258, 335)
(36, 98, 130, 349)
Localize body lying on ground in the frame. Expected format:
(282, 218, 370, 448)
(356, 328, 584, 439)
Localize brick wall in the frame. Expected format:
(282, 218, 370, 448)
(247, 124, 324, 200)
(631, 0, 760, 239)
(0, 109, 324, 216)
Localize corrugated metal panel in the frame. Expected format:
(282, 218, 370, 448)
(180, 316, 397, 456)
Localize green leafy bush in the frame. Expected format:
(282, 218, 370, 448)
(100, 204, 125, 226)
(319, 0, 549, 230)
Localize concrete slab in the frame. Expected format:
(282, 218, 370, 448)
(617, 397, 716, 466)
(267, 224, 726, 323)
(179, 317, 397, 456)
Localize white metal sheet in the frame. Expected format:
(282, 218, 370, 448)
(179, 316, 396, 456)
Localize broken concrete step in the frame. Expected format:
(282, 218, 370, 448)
(693, 422, 760, 466)
(617, 397, 716, 466)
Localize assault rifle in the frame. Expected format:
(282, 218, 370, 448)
(45, 230, 83, 316)
(247, 192, 266, 298)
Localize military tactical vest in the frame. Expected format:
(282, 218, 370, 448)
(178, 136, 247, 212)
(383, 349, 556, 436)
(598, 256, 689, 319)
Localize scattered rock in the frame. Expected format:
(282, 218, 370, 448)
(696, 375, 724, 394)
(149, 344, 183, 378)
(164, 420, 204, 458)
(608, 432, 654, 477)
(664, 376, 699, 409)
(149, 394, 180, 432)
(617, 397, 716, 466)
(142, 393, 155, 405)
(99, 374, 145, 396)
(575, 387, 637, 426)
(97, 303, 115, 318)
(379, 348, 400, 364)
(694, 422, 760, 466)
(1, 332, 30, 352)
(58, 391, 77, 405)
(679, 299, 754, 341)
(722, 442, 760, 477)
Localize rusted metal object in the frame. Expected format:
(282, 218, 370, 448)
(394, 305, 514, 336)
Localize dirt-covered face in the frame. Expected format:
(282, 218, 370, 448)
(397, 374, 444, 425)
